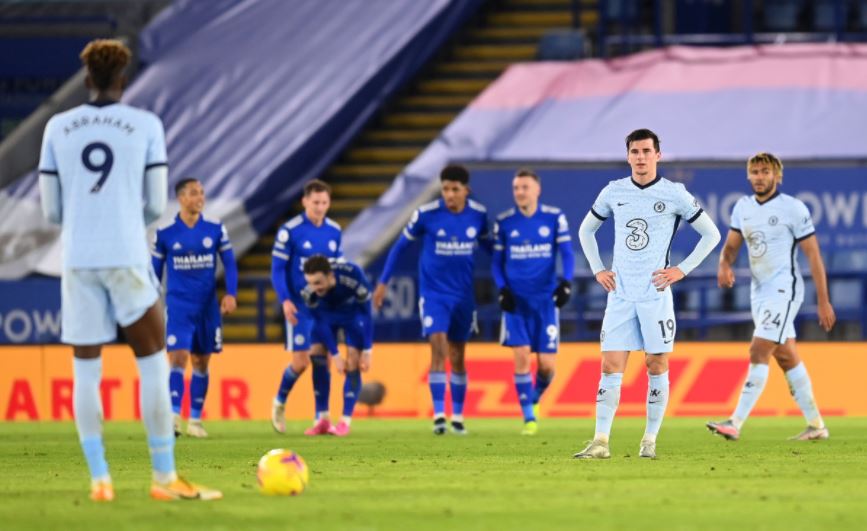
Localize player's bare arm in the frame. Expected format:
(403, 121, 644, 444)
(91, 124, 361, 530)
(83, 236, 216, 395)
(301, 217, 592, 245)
(372, 282, 387, 310)
(282, 299, 298, 325)
(799, 235, 836, 332)
(717, 230, 743, 288)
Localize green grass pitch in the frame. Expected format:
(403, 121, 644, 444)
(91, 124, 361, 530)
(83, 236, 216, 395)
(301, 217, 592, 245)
(2, 418, 867, 530)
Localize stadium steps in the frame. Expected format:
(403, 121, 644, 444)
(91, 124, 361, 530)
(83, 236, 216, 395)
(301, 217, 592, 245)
(225, 0, 600, 342)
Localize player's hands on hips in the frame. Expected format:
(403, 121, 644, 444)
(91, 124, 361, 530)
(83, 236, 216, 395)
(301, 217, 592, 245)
(553, 278, 572, 308)
(360, 350, 372, 372)
(282, 299, 298, 326)
(717, 263, 735, 288)
(220, 294, 237, 315)
(595, 270, 616, 292)
(372, 283, 387, 311)
(818, 301, 836, 332)
(333, 355, 346, 375)
(652, 267, 685, 290)
(498, 287, 516, 313)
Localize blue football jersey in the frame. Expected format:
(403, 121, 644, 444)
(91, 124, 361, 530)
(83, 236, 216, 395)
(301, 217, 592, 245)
(271, 213, 343, 304)
(152, 214, 237, 307)
(493, 204, 571, 298)
(302, 261, 372, 319)
(403, 198, 489, 300)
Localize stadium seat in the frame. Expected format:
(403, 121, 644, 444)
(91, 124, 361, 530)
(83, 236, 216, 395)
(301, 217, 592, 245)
(830, 280, 862, 310)
(813, 0, 848, 31)
(764, 0, 803, 31)
(537, 29, 587, 60)
(733, 285, 751, 311)
(831, 250, 867, 271)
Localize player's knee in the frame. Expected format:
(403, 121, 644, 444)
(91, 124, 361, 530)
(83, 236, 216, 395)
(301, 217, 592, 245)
(772, 347, 799, 370)
(748, 343, 773, 364)
(645, 355, 668, 374)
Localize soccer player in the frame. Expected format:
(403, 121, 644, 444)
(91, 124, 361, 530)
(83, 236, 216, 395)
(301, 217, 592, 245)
(270, 180, 344, 435)
(301, 255, 374, 437)
(37, 39, 220, 500)
(491, 169, 575, 435)
(372, 165, 490, 435)
(574, 128, 721, 459)
(707, 153, 835, 441)
(151, 178, 238, 438)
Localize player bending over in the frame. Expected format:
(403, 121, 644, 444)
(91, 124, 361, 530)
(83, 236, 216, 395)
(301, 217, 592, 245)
(708, 152, 835, 442)
(152, 178, 238, 438)
(491, 168, 574, 435)
(38, 39, 220, 501)
(373, 165, 490, 435)
(302, 255, 374, 437)
(270, 180, 344, 435)
(574, 129, 720, 459)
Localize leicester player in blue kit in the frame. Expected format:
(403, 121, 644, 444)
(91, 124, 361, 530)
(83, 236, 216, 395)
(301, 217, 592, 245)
(301, 255, 374, 437)
(492, 169, 575, 435)
(270, 180, 344, 435)
(373, 165, 490, 435)
(38, 39, 219, 501)
(152, 178, 238, 439)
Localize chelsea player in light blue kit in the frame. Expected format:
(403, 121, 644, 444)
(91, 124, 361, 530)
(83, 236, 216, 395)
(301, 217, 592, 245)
(301, 255, 374, 437)
(270, 180, 344, 435)
(151, 178, 238, 439)
(575, 129, 720, 459)
(492, 169, 575, 435)
(38, 39, 220, 501)
(708, 153, 835, 442)
(373, 165, 490, 435)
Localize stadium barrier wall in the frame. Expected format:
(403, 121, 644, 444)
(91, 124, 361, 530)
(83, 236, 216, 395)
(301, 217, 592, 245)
(1, 343, 864, 421)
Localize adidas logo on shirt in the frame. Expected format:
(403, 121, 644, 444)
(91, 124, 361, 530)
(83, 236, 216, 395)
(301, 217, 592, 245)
(437, 229, 446, 237)
(172, 242, 182, 250)
(510, 230, 520, 238)
(303, 241, 312, 249)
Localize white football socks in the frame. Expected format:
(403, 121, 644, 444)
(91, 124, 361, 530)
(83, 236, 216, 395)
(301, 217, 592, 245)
(731, 363, 770, 429)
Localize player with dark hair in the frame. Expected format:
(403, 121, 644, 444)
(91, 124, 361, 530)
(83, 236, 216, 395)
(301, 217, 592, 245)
(270, 179, 344, 435)
(492, 168, 575, 435)
(574, 128, 720, 459)
(301, 255, 374, 436)
(38, 39, 220, 501)
(373, 164, 490, 435)
(707, 152, 835, 442)
(152, 178, 238, 438)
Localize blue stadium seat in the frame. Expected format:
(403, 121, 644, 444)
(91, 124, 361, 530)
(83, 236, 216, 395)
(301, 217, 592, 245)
(814, 0, 848, 31)
(830, 280, 863, 310)
(537, 30, 586, 61)
(764, 0, 803, 31)
(831, 250, 867, 271)
(733, 285, 752, 311)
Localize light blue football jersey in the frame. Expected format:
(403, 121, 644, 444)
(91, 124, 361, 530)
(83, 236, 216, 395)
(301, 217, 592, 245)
(38, 101, 167, 269)
(590, 176, 703, 302)
(730, 191, 815, 301)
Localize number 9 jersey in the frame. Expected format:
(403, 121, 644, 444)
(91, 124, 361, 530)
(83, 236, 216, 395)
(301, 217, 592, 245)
(38, 101, 167, 269)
